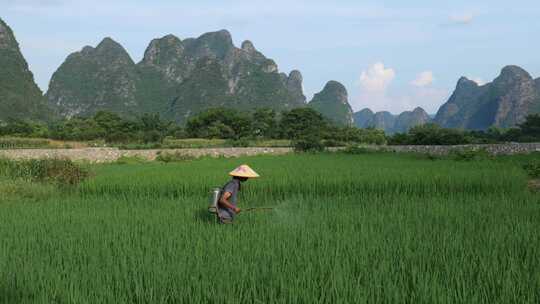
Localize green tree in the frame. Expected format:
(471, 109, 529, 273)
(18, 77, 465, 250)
(186, 108, 252, 139)
(279, 108, 327, 140)
(327, 126, 386, 145)
(251, 108, 278, 139)
(390, 123, 471, 145)
(518, 114, 540, 139)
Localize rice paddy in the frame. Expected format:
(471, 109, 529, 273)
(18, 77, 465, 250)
(0, 153, 539, 303)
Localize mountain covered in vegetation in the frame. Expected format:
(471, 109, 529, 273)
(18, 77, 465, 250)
(353, 107, 431, 134)
(0, 18, 51, 121)
(47, 38, 141, 118)
(435, 66, 540, 129)
(308, 81, 354, 126)
(47, 30, 307, 123)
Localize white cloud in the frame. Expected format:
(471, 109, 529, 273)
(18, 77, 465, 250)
(352, 64, 448, 114)
(353, 86, 449, 115)
(353, 62, 396, 112)
(358, 62, 396, 92)
(411, 71, 434, 87)
(449, 13, 474, 25)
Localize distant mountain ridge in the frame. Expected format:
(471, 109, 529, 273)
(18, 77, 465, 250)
(435, 65, 540, 129)
(47, 37, 141, 118)
(47, 30, 308, 123)
(353, 107, 432, 134)
(0, 18, 51, 121)
(355, 65, 540, 132)
(309, 81, 354, 126)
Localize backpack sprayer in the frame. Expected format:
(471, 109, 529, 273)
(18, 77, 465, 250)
(208, 188, 221, 214)
(208, 188, 273, 215)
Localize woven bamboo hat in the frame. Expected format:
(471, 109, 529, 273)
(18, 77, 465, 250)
(229, 164, 260, 178)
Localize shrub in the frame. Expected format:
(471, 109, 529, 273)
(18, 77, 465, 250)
(450, 148, 490, 161)
(523, 160, 540, 178)
(390, 124, 471, 145)
(328, 127, 386, 145)
(323, 139, 345, 147)
(293, 135, 325, 153)
(186, 108, 252, 139)
(0, 158, 89, 186)
(226, 138, 250, 147)
(0, 138, 52, 149)
(155, 152, 197, 163)
(343, 145, 378, 154)
(115, 156, 148, 165)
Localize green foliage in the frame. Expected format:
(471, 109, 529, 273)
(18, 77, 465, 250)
(0, 179, 57, 202)
(47, 111, 172, 144)
(226, 138, 251, 147)
(0, 119, 49, 138)
(251, 108, 278, 138)
(115, 155, 148, 165)
(155, 151, 197, 163)
(327, 126, 386, 145)
(517, 114, 540, 141)
(0, 158, 89, 186)
(450, 148, 491, 161)
(1, 154, 539, 302)
(523, 159, 540, 178)
(389, 123, 472, 145)
(448, 114, 540, 144)
(293, 134, 325, 152)
(322, 139, 345, 147)
(279, 107, 327, 140)
(186, 107, 252, 139)
(0, 137, 52, 149)
(3, 106, 535, 149)
(342, 145, 377, 154)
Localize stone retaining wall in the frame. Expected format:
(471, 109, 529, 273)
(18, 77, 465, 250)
(383, 143, 540, 156)
(0, 147, 293, 163)
(0, 143, 538, 163)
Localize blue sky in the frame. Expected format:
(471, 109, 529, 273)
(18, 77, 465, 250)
(2, 0, 540, 114)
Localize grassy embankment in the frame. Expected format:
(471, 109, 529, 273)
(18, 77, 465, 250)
(0, 137, 292, 150)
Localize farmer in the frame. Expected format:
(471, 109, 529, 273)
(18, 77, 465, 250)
(217, 164, 260, 224)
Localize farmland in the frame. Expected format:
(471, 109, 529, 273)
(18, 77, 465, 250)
(0, 153, 539, 303)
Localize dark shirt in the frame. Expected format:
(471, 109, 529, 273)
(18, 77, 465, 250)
(218, 179, 240, 220)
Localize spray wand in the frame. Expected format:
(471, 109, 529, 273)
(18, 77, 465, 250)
(243, 207, 274, 212)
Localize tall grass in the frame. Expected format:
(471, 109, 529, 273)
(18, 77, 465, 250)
(0, 153, 538, 303)
(0, 158, 89, 186)
(0, 137, 51, 149)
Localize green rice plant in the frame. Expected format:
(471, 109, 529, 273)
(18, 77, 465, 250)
(0, 153, 538, 303)
(0, 158, 89, 186)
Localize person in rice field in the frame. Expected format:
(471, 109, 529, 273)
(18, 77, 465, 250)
(218, 164, 260, 224)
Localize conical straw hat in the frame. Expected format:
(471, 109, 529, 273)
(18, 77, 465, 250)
(229, 164, 260, 178)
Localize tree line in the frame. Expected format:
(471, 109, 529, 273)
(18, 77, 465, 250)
(0, 108, 386, 148)
(388, 114, 540, 145)
(0, 108, 538, 147)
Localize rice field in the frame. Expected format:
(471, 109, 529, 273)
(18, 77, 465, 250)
(0, 153, 539, 303)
